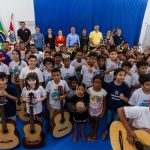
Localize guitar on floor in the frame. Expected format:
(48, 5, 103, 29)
(22, 92, 44, 148)
(110, 121, 150, 150)
(52, 85, 72, 138)
(0, 96, 20, 149)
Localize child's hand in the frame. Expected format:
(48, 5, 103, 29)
(127, 130, 137, 145)
(59, 95, 65, 101)
(23, 96, 30, 102)
(119, 93, 128, 102)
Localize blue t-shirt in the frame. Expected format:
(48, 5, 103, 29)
(106, 81, 130, 111)
(3, 85, 17, 117)
(32, 33, 44, 48)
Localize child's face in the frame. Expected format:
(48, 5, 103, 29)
(27, 79, 36, 88)
(55, 56, 62, 64)
(147, 57, 150, 66)
(0, 78, 7, 88)
(93, 79, 102, 90)
(109, 52, 118, 61)
(64, 58, 71, 68)
(12, 51, 19, 60)
(133, 46, 139, 54)
(70, 80, 77, 90)
(76, 52, 82, 60)
(73, 44, 79, 50)
(137, 54, 144, 62)
(142, 81, 150, 93)
(122, 66, 130, 73)
(127, 58, 135, 65)
(30, 46, 36, 53)
(76, 86, 85, 96)
(52, 72, 61, 82)
(20, 43, 26, 49)
(83, 45, 88, 52)
(45, 62, 52, 70)
(44, 53, 51, 58)
(115, 71, 126, 82)
(89, 56, 97, 66)
(98, 58, 105, 67)
(28, 58, 37, 68)
(138, 66, 148, 74)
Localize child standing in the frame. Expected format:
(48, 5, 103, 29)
(0, 72, 17, 121)
(102, 68, 130, 140)
(71, 83, 89, 142)
(21, 72, 46, 121)
(87, 75, 107, 141)
(45, 67, 69, 121)
(81, 52, 99, 88)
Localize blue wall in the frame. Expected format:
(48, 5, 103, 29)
(34, 0, 148, 46)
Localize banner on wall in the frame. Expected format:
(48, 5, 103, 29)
(7, 13, 16, 44)
(0, 21, 6, 49)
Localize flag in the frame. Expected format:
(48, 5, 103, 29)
(7, 13, 16, 44)
(0, 21, 6, 49)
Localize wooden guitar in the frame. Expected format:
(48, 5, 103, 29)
(0, 96, 20, 149)
(22, 92, 44, 148)
(52, 85, 72, 138)
(110, 121, 150, 150)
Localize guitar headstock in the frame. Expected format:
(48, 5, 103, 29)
(28, 92, 34, 105)
(58, 85, 63, 97)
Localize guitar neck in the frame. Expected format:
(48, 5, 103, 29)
(0, 99, 8, 133)
(60, 100, 65, 123)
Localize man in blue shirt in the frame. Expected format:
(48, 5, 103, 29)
(32, 27, 44, 51)
(66, 27, 80, 48)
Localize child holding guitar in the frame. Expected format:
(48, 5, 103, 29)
(70, 83, 89, 142)
(0, 72, 18, 121)
(21, 72, 46, 121)
(45, 67, 69, 124)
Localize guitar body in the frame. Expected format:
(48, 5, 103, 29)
(18, 103, 30, 122)
(52, 110, 72, 138)
(110, 121, 150, 150)
(22, 120, 44, 148)
(0, 120, 20, 149)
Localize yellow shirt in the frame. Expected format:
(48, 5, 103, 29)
(89, 31, 103, 46)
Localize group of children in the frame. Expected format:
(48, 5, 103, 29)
(0, 39, 150, 145)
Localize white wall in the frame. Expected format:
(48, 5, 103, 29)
(139, 0, 150, 47)
(0, 0, 35, 35)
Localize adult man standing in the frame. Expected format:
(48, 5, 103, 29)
(66, 26, 80, 48)
(17, 21, 31, 49)
(89, 25, 103, 50)
(31, 27, 44, 52)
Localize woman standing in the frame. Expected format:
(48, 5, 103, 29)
(45, 28, 55, 49)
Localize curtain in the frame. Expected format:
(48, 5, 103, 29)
(34, 0, 148, 46)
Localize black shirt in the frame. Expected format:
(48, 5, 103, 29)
(3, 85, 17, 117)
(105, 81, 130, 111)
(80, 35, 89, 49)
(45, 34, 55, 49)
(17, 28, 31, 42)
(113, 35, 124, 46)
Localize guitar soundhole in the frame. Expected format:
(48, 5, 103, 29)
(0, 140, 13, 143)
(27, 140, 40, 144)
(30, 129, 35, 134)
(60, 119, 66, 124)
(3, 129, 8, 133)
(135, 141, 144, 150)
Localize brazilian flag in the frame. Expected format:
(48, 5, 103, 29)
(0, 21, 6, 49)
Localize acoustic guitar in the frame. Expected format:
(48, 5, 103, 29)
(22, 92, 44, 148)
(0, 96, 20, 149)
(52, 85, 72, 138)
(110, 121, 150, 150)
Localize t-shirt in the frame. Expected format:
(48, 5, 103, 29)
(43, 70, 52, 86)
(113, 35, 124, 46)
(124, 74, 132, 88)
(45, 79, 69, 109)
(21, 86, 46, 115)
(88, 87, 107, 117)
(71, 59, 86, 69)
(106, 81, 130, 111)
(60, 66, 76, 81)
(0, 63, 9, 75)
(89, 31, 103, 47)
(81, 65, 99, 88)
(32, 33, 44, 48)
(17, 28, 31, 42)
(128, 88, 150, 106)
(124, 106, 150, 129)
(131, 72, 139, 86)
(9, 60, 27, 83)
(2, 85, 17, 117)
(104, 58, 120, 83)
(19, 66, 43, 82)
